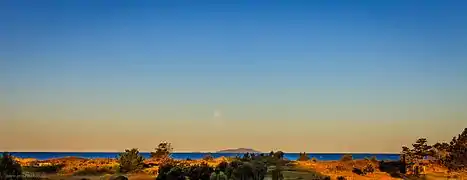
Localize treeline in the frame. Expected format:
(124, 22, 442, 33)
(401, 128, 467, 171)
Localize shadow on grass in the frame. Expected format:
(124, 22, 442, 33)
(22, 164, 65, 174)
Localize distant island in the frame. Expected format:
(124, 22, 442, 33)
(217, 148, 261, 153)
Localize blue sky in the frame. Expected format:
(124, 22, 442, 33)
(1, 0, 467, 152)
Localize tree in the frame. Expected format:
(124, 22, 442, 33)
(151, 141, 173, 159)
(0, 152, 23, 180)
(118, 148, 144, 173)
(273, 151, 284, 159)
(444, 128, 467, 171)
(411, 138, 432, 160)
(297, 152, 310, 161)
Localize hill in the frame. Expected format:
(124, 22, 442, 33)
(217, 148, 260, 153)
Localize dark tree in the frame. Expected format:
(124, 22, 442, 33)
(151, 141, 174, 159)
(118, 148, 144, 173)
(0, 152, 23, 180)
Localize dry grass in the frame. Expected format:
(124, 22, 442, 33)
(14, 157, 465, 180)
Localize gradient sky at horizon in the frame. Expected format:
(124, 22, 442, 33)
(1, 0, 467, 153)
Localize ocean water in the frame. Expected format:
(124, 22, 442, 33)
(9, 152, 401, 161)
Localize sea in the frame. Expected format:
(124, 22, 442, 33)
(9, 152, 401, 161)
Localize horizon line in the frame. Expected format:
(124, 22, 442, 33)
(5, 151, 401, 154)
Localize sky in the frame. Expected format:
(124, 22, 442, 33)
(1, 0, 467, 153)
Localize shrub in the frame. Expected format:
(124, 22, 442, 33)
(151, 142, 173, 159)
(306, 170, 330, 180)
(0, 152, 22, 179)
(363, 163, 375, 174)
(156, 163, 176, 180)
(340, 154, 353, 162)
(203, 154, 214, 161)
(186, 162, 213, 180)
(117, 148, 144, 173)
(216, 161, 228, 172)
(22, 164, 64, 173)
(73, 167, 114, 176)
(273, 151, 284, 159)
(337, 176, 346, 180)
(297, 152, 310, 161)
(210, 171, 227, 180)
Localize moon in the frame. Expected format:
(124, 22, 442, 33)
(213, 110, 222, 118)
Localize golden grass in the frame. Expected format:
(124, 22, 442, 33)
(14, 156, 463, 179)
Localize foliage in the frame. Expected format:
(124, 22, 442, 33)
(363, 163, 375, 174)
(156, 162, 213, 180)
(202, 154, 214, 161)
(151, 141, 174, 159)
(270, 166, 283, 180)
(22, 164, 64, 173)
(186, 162, 213, 180)
(337, 176, 346, 180)
(210, 171, 227, 180)
(304, 170, 331, 180)
(117, 148, 144, 173)
(224, 159, 267, 180)
(444, 128, 467, 171)
(297, 152, 310, 161)
(401, 128, 467, 171)
(73, 166, 115, 176)
(273, 151, 284, 159)
(402, 138, 433, 163)
(216, 161, 228, 172)
(0, 152, 23, 180)
(340, 154, 353, 162)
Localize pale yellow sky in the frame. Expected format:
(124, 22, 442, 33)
(1, 105, 466, 153)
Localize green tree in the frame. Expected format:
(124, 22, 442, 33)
(411, 138, 433, 160)
(0, 152, 23, 180)
(117, 148, 144, 173)
(151, 141, 173, 159)
(444, 128, 467, 171)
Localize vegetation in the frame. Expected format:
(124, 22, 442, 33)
(0, 152, 22, 180)
(401, 128, 467, 172)
(151, 141, 174, 159)
(4, 127, 467, 179)
(340, 154, 353, 162)
(297, 152, 310, 161)
(117, 148, 144, 173)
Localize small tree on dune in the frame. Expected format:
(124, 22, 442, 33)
(412, 138, 433, 160)
(151, 141, 174, 159)
(118, 148, 145, 173)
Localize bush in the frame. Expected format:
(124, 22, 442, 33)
(273, 151, 284, 159)
(22, 164, 64, 173)
(363, 164, 375, 174)
(117, 148, 144, 173)
(151, 142, 173, 159)
(216, 161, 228, 172)
(73, 167, 115, 176)
(186, 162, 213, 180)
(0, 152, 22, 179)
(306, 170, 330, 180)
(337, 176, 346, 180)
(210, 171, 227, 180)
(311, 157, 317, 162)
(297, 152, 310, 161)
(202, 154, 214, 161)
(340, 154, 353, 162)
